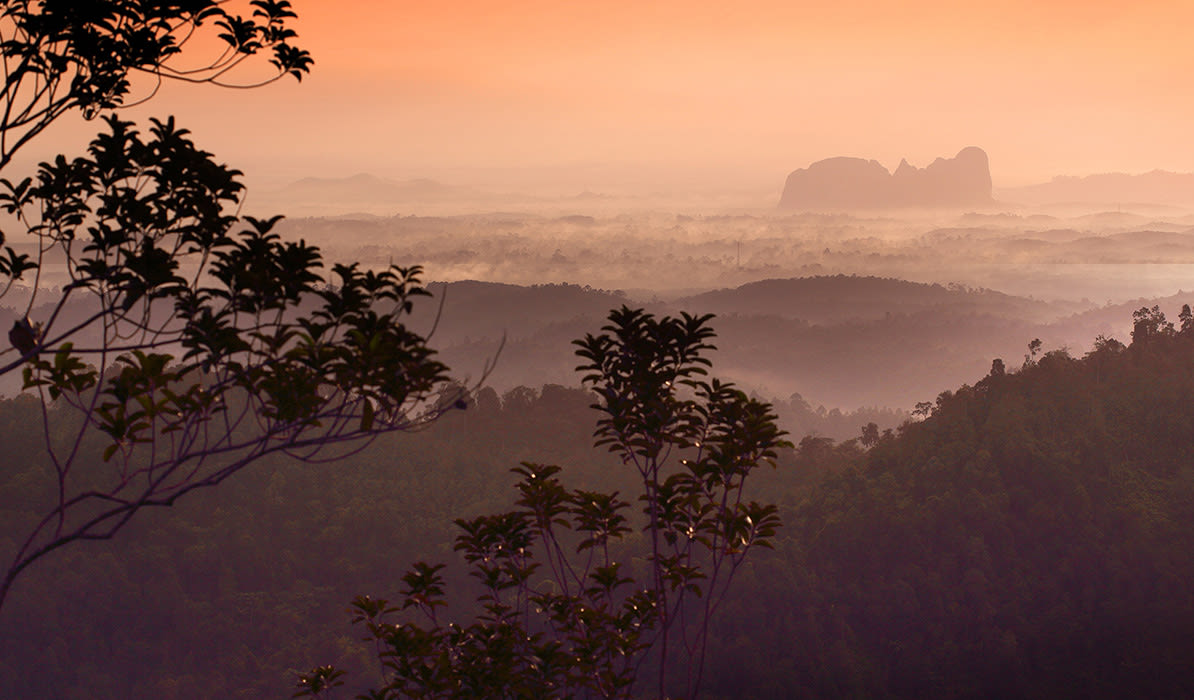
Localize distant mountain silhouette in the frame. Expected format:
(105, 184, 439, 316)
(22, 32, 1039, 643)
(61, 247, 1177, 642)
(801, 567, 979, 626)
(779, 147, 993, 210)
(996, 170, 1194, 207)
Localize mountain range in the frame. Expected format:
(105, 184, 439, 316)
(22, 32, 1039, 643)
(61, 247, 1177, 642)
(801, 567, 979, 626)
(996, 170, 1194, 207)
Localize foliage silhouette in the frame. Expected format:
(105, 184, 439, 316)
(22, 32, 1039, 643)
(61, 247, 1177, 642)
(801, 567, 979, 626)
(297, 308, 791, 699)
(0, 1, 456, 609)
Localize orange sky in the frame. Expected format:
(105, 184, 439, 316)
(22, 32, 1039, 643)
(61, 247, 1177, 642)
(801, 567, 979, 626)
(31, 0, 1194, 193)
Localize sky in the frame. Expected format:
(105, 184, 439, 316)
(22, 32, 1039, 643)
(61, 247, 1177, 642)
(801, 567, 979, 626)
(29, 0, 1194, 193)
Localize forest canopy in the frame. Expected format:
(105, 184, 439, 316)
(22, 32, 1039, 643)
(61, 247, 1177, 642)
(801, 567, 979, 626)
(2, 304, 1193, 697)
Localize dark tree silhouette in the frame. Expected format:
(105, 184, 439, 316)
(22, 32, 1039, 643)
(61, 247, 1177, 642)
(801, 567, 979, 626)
(1131, 304, 1175, 345)
(0, 1, 459, 610)
(860, 421, 880, 447)
(298, 308, 791, 699)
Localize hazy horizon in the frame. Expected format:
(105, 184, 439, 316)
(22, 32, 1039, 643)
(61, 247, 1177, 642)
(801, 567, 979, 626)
(13, 0, 1194, 197)
(9, 0, 1194, 400)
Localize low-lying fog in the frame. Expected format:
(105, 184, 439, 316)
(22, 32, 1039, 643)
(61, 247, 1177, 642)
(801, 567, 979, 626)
(275, 205, 1194, 303)
(242, 184, 1194, 418)
(6, 177, 1194, 428)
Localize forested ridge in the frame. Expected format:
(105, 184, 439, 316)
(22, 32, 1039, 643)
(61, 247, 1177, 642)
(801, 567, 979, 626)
(2, 305, 1193, 697)
(707, 306, 1194, 698)
(4, 3, 1191, 698)
(394, 275, 1147, 410)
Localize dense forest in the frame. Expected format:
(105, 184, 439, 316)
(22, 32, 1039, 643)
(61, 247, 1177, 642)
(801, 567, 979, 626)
(704, 304, 1194, 698)
(2, 304, 1192, 697)
(5, 3, 1193, 699)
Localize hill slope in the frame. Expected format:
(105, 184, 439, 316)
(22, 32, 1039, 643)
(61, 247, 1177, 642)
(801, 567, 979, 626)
(711, 307, 1194, 698)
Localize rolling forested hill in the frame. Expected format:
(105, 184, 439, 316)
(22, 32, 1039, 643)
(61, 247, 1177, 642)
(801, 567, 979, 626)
(705, 304, 1194, 698)
(5, 273, 1175, 418)
(2, 304, 1192, 697)
(674, 276, 1062, 324)
(407, 275, 1146, 410)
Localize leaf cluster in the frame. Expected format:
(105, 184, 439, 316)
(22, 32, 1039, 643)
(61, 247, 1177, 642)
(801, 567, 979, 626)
(305, 309, 791, 699)
(0, 1, 311, 167)
(0, 116, 452, 608)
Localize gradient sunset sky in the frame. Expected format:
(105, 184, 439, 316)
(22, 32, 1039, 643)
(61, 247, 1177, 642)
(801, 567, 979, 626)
(34, 0, 1194, 193)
